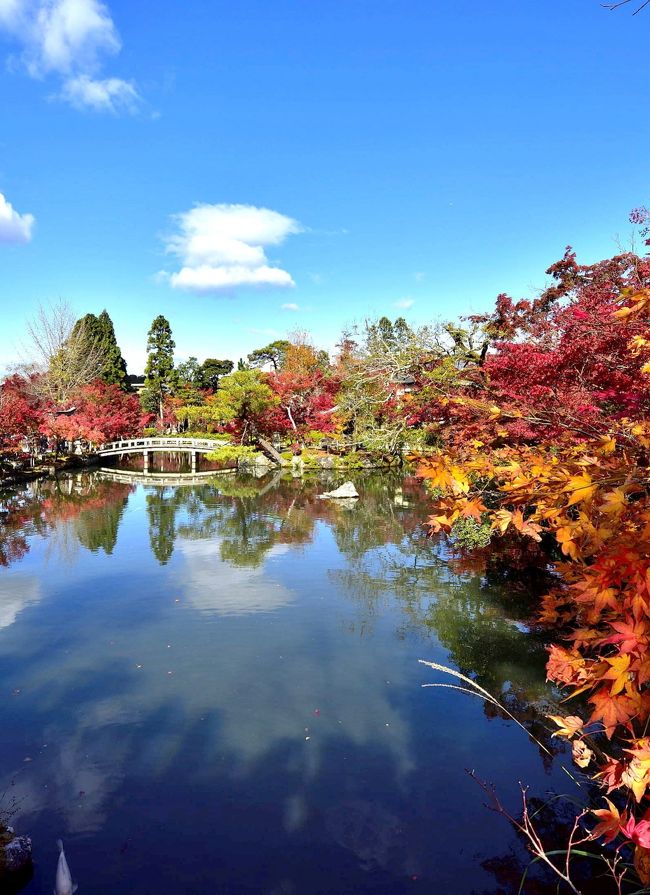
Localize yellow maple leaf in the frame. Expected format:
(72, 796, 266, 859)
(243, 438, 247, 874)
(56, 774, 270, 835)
(564, 473, 597, 506)
(600, 488, 627, 516)
(597, 436, 617, 455)
(547, 714, 584, 739)
(601, 654, 632, 696)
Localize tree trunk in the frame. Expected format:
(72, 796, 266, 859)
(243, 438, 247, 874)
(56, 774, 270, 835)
(285, 404, 297, 432)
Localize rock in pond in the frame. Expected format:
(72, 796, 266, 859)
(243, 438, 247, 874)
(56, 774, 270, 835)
(319, 481, 359, 499)
(0, 827, 32, 875)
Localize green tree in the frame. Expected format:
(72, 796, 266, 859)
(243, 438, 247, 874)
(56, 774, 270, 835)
(176, 356, 204, 406)
(200, 358, 234, 390)
(142, 315, 177, 425)
(72, 310, 129, 390)
(208, 369, 277, 442)
(247, 339, 290, 371)
(176, 356, 202, 385)
(97, 310, 129, 389)
(365, 316, 414, 353)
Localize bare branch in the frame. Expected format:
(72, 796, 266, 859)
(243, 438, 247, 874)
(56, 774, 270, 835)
(19, 300, 103, 406)
(603, 0, 650, 13)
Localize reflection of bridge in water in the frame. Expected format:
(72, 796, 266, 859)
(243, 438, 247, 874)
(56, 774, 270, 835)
(98, 467, 235, 486)
(98, 437, 228, 473)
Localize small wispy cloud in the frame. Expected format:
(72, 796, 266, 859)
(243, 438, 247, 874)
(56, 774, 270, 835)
(394, 297, 414, 310)
(161, 203, 302, 294)
(0, 0, 140, 113)
(61, 73, 139, 113)
(308, 272, 323, 285)
(414, 272, 426, 283)
(0, 192, 34, 244)
(281, 302, 300, 312)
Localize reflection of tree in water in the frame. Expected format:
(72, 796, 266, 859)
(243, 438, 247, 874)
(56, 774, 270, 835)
(0, 474, 133, 566)
(169, 471, 425, 569)
(168, 474, 318, 568)
(332, 529, 563, 758)
(74, 490, 129, 555)
(145, 486, 190, 565)
(327, 476, 429, 561)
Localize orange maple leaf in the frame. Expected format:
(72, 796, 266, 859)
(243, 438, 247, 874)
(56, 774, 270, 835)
(588, 687, 638, 737)
(591, 798, 625, 844)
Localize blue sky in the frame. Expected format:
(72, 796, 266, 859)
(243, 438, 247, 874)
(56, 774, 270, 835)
(0, 0, 648, 373)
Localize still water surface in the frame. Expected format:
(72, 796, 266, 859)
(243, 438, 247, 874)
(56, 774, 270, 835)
(0, 470, 571, 894)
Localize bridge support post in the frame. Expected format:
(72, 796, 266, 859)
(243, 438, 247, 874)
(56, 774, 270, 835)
(143, 450, 150, 474)
(191, 450, 197, 474)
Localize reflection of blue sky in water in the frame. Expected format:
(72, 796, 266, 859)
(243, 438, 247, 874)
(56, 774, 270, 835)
(0, 474, 573, 894)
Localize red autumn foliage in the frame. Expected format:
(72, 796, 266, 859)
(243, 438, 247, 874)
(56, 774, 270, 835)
(42, 380, 146, 446)
(0, 374, 43, 452)
(266, 367, 339, 436)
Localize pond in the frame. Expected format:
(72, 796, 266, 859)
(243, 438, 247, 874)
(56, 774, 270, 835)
(0, 469, 577, 894)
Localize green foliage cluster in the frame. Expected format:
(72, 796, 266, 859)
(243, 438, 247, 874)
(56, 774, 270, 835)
(247, 339, 290, 371)
(205, 445, 259, 465)
(183, 431, 228, 440)
(297, 449, 400, 470)
(450, 515, 493, 550)
(200, 358, 233, 390)
(306, 429, 341, 446)
(208, 369, 277, 440)
(72, 309, 129, 390)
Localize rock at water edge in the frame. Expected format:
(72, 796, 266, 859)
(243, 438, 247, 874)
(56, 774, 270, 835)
(319, 481, 359, 499)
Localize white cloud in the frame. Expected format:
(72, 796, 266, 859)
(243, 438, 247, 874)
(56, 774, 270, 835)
(172, 264, 294, 292)
(281, 302, 300, 311)
(0, 191, 34, 243)
(394, 297, 414, 309)
(162, 203, 302, 294)
(414, 272, 426, 283)
(60, 73, 139, 112)
(0, 0, 139, 113)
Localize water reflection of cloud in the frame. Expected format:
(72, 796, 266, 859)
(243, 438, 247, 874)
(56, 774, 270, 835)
(1, 564, 415, 839)
(7, 700, 135, 835)
(178, 539, 295, 616)
(0, 574, 40, 629)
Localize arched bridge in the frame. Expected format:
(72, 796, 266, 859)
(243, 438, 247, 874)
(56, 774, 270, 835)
(98, 437, 227, 473)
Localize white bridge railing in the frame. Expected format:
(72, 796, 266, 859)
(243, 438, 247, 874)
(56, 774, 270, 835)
(98, 437, 226, 454)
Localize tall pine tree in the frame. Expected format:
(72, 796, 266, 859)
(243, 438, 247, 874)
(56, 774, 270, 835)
(72, 310, 129, 390)
(143, 315, 176, 426)
(98, 310, 129, 390)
